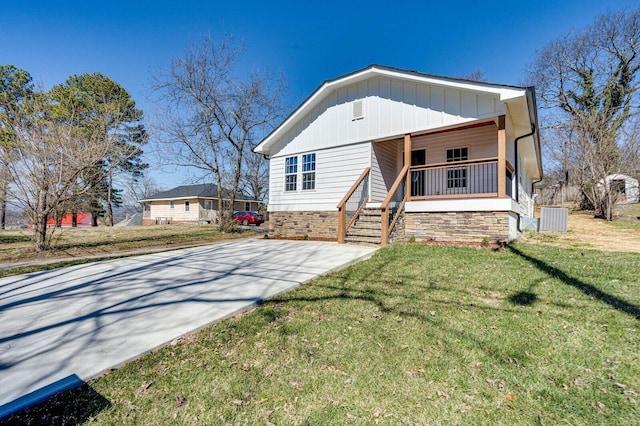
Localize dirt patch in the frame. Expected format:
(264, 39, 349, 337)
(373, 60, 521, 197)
(524, 210, 640, 254)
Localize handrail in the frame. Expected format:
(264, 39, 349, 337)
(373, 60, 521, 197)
(337, 167, 371, 243)
(387, 197, 407, 238)
(380, 164, 409, 247)
(345, 196, 369, 230)
(337, 167, 371, 209)
(381, 164, 409, 208)
(506, 160, 514, 173)
(410, 157, 498, 171)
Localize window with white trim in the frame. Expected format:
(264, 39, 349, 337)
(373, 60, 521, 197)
(446, 147, 468, 189)
(184, 201, 190, 211)
(285, 156, 297, 191)
(170, 200, 174, 209)
(302, 153, 316, 190)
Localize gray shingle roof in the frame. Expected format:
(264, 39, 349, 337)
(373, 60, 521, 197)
(141, 184, 257, 202)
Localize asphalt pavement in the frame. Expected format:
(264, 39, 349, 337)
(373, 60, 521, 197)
(0, 238, 377, 419)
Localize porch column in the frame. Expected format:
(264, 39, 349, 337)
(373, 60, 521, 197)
(497, 116, 507, 198)
(404, 134, 412, 200)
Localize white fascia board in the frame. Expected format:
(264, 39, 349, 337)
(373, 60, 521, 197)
(255, 66, 527, 155)
(255, 70, 371, 155)
(371, 68, 526, 101)
(405, 198, 514, 213)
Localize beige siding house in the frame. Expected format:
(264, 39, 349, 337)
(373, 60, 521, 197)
(140, 184, 260, 225)
(254, 65, 543, 245)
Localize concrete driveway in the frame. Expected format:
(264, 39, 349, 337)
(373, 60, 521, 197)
(0, 239, 377, 418)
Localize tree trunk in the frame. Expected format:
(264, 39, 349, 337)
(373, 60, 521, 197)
(72, 211, 77, 227)
(106, 172, 113, 226)
(34, 213, 48, 252)
(0, 198, 5, 230)
(0, 159, 7, 230)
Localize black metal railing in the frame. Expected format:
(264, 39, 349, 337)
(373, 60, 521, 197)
(410, 159, 498, 198)
(344, 174, 369, 229)
(381, 164, 409, 246)
(337, 167, 370, 243)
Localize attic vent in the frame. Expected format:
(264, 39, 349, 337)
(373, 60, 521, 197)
(352, 100, 364, 120)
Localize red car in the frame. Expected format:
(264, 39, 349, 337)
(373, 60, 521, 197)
(232, 211, 265, 226)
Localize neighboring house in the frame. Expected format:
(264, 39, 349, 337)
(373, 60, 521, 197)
(140, 184, 260, 225)
(254, 65, 543, 245)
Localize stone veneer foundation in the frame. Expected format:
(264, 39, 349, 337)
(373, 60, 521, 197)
(269, 211, 339, 240)
(404, 211, 510, 243)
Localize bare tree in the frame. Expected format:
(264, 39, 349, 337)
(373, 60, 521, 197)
(241, 148, 269, 205)
(121, 175, 161, 215)
(152, 36, 285, 230)
(527, 8, 640, 219)
(0, 65, 33, 229)
(6, 89, 140, 251)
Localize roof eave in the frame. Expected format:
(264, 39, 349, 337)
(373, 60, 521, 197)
(254, 64, 528, 156)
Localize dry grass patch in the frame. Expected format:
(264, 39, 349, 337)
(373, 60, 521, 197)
(525, 208, 640, 253)
(0, 224, 248, 263)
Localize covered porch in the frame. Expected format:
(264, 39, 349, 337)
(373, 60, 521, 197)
(338, 116, 514, 245)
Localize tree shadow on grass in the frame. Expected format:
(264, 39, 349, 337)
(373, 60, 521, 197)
(0, 376, 110, 425)
(508, 291, 538, 306)
(508, 245, 640, 321)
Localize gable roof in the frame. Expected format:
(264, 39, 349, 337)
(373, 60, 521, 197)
(254, 64, 538, 157)
(140, 184, 257, 202)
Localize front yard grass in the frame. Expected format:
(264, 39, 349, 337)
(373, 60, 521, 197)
(5, 242, 640, 425)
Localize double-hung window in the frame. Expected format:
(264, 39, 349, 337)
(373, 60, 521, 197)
(285, 156, 298, 191)
(446, 147, 468, 189)
(302, 153, 316, 190)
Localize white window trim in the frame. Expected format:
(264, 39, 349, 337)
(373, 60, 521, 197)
(446, 146, 469, 189)
(302, 153, 316, 191)
(285, 156, 298, 192)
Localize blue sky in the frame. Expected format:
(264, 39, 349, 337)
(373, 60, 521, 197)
(3, 0, 637, 188)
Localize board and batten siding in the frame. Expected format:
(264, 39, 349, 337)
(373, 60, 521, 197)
(269, 142, 371, 212)
(269, 76, 506, 159)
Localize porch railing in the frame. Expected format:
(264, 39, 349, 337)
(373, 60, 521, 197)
(408, 158, 500, 199)
(199, 209, 220, 224)
(380, 164, 409, 247)
(337, 167, 370, 243)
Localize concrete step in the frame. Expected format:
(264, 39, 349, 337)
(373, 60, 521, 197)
(356, 214, 382, 224)
(345, 235, 382, 245)
(349, 222, 381, 231)
(347, 228, 381, 238)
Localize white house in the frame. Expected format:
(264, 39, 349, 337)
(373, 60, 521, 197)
(254, 65, 543, 245)
(140, 184, 260, 225)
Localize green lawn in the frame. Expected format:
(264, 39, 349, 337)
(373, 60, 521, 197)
(5, 242, 640, 425)
(613, 204, 640, 230)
